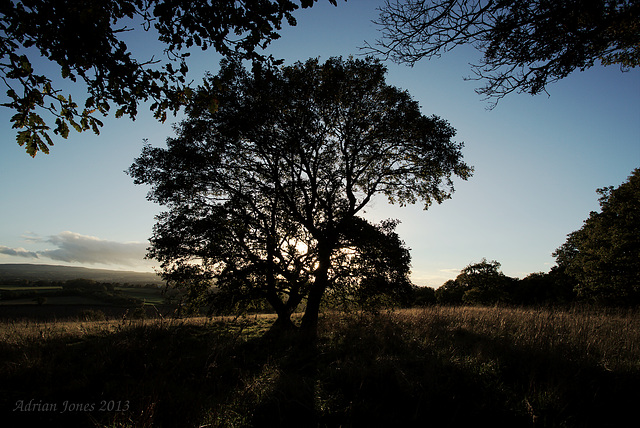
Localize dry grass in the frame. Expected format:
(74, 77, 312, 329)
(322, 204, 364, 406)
(394, 306, 640, 371)
(1, 306, 638, 427)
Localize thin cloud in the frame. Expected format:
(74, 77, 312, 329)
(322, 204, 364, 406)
(0, 246, 39, 259)
(21, 232, 42, 243)
(1, 232, 150, 267)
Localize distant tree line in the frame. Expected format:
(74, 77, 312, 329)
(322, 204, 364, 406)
(415, 169, 639, 308)
(408, 258, 577, 307)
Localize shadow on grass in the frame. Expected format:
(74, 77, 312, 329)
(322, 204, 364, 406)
(1, 313, 638, 427)
(1, 320, 249, 427)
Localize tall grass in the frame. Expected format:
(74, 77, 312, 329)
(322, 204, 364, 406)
(1, 306, 638, 427)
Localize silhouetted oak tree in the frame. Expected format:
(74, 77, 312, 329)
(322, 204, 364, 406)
(0, 0, 337, 156)
(366, 0, 640, 107)
(554, 168, 640, 305)
(129, 56, 471, 335)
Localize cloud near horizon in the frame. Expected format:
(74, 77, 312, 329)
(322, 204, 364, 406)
(0, 232, 150, 267)
(0, 246, 39, 259)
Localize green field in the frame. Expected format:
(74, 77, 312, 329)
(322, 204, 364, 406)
(1, 285, 163, 304)
(115, 286, 165, 305)
(1, 306, 638, 427)
(0, 284, 166, 322)
(0, 295, 107, 306)
(0, 285, 63, 292)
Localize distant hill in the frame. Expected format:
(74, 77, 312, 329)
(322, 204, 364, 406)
(0, 264, 163, 285)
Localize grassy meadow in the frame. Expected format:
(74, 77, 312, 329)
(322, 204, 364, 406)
(1, 306, 638, 427)
(0, 284, 166, 321)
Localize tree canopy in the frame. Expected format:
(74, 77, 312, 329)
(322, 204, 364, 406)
(435, 258, 514, 304)
(129, 56, 471, 334)
(366, 0, 640, 107)
(1, 0, 338, 156)
(554, 168, 640, 305)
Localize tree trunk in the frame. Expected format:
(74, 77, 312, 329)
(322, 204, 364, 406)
(266, 281, 306, 334)
(300, 284, 324, 338)
(271, 311, 296, 331)
(266, 290, 296, 332)
(300, 245, 332, 338)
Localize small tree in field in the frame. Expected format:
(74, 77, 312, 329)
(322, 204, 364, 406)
(436, 258, 514, 305)
(129, 56, 471, 335)
(457, 258, 514, 305)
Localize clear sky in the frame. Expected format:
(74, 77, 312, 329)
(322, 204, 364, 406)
(1, 0, 638, 287)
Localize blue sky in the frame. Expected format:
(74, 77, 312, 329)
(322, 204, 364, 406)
(1, 0, 638, 287)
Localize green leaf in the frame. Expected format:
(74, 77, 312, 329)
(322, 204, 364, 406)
(26, 139, 37, 157)
(16, 130, 30, 147)
(43, 132, 54, 148)
(55, 120, 70, 139)
(70, 119, 82, 133)
(37, 135, 50, 155)
(10, 113, 26, 128)
(19, 55, 33, 73)
(91, 119, 101, 135)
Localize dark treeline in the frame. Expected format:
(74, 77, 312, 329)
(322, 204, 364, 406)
(408, 259, 576, 308)
(406, 259, 630, 309)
